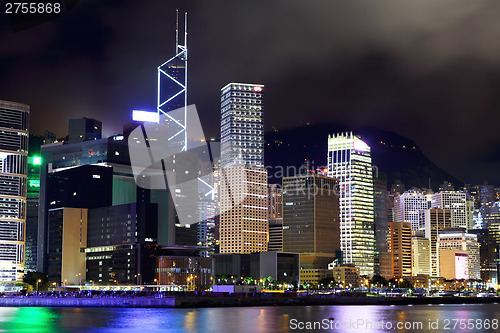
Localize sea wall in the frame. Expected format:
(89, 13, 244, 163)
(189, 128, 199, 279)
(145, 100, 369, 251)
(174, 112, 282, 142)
(0, 295, 498, 308)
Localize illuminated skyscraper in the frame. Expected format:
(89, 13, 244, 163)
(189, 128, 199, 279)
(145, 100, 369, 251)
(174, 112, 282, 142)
(219, 166, 268, 254)
(327, 132, 375, 276)
(386, 222, 412, 278)
(0, 100, 29, 281)
(220, 83, 264, 169)
(219, 82, 267, 254)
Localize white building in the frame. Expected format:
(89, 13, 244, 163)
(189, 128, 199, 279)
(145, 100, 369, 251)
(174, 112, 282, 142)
(327, 132, 375, 276)
(220, 83, 264, 169)
(412, 235, 431, 276)
(0, 100, 29, 282)
(431, 191, 473, 230)
(394, 190, 429, 230)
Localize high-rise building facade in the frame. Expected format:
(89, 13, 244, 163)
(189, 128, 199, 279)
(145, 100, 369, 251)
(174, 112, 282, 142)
(219, 83, 268, 254)
(327, 132, 375, 276)
(421, 208, 452, 277)
(439, 250, 468, 280)
(220, 83, 264, 169)
(431, 191, 471, 230)
(219, 167, 268, 254)
(0, 100, 29, 281)
(394, 190, 429, 230)
(268, 184, 282, 220)
(268, 184, 283, 252)
(412, 233, 431, 276)
(25, 155, 41, 271)
(282, 170, 340, 283)
(385, 222, 412, 278)
(282, 172, 340, 256)
(437, 232, 480, 280)
(373, 174, 388, 276)
(469, 228, 498, 284)
(68, 117, 102, 143)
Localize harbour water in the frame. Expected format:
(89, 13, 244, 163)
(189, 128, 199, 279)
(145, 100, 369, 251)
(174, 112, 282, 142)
(1, 304, 500, 332)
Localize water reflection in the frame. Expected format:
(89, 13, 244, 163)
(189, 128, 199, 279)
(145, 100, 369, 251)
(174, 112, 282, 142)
(0, 307, 59, 333)
(0, 304, 499, 332)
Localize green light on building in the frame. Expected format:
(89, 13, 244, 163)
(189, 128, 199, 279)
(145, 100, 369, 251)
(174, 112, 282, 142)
(29, 179, 40, 188)
(31, 156, 42, 165)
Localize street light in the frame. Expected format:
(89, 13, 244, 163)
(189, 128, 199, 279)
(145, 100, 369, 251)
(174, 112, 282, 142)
(36, 279, 42, 292)
(77, 273, 82, 286)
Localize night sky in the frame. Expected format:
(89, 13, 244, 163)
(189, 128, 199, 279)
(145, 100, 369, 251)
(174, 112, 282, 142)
(2, 0, 500, 185)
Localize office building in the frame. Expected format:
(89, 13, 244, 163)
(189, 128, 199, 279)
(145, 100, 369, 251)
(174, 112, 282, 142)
(196, 201, 216, 257)
(327, 132, 375, 276)
(394, 190, 428, 230)
(282, 172, 339, 255)
(332, 264, 360, 288)
(469, 229, 498, 283)
(47, 208, 87, 285)
(25, 156, 42, 271)
(219, 83, 268, 254)
(282, 169, 340, 281)
(0, 100, 29, 282)
(220, 83, 264, 169)
(439, 250, 468, 280)
(156, 255, 213, 290)
(268, 184, 283, 219)
(437, 232, 480, 280)
(479, 182, 496, 206)
(219, 166, 268, 254)
(268, 184, 283, 252)
(411, 233, 431, 276)
(480, 203, 500, 244)
(373, 174, 388, 276)
(421, 208, 452, 277)
(213, 252, 299, 283)
(384, 222, 412, 278)
(38, 134, 173, 272)
(431, 191, 471, 230)
(68, 117, 102, 143)
(268, 218, 283, 252)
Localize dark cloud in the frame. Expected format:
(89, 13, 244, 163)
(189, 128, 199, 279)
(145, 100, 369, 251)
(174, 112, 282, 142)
(1, 0, 500, 184)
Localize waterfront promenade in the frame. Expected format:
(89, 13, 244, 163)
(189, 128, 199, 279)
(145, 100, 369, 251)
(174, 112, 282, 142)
(1, 293, 499, 308)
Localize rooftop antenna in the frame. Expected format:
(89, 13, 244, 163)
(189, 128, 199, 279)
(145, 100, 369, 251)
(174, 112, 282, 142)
(175, 9, 179, 51)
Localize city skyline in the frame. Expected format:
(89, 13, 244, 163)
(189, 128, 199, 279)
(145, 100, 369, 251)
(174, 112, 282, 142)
(3, 3, 500, 331)
(2, 1, 500, 185)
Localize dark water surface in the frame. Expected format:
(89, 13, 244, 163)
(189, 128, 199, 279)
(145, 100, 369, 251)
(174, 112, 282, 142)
(1, 304, 500, 332)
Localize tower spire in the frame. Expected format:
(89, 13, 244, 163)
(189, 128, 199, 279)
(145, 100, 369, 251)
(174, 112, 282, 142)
(157, 10, 188, 150)
(175, 9, 179, 51)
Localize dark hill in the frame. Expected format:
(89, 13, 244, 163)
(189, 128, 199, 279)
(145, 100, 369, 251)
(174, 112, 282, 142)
(264, 123, 463, 191)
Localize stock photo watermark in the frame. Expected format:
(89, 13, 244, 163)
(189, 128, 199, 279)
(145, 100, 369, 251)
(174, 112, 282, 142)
(128, 104, 380, 225)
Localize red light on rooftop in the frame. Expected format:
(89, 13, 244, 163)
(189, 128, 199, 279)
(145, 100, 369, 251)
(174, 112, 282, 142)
(253, 86, 263, 92)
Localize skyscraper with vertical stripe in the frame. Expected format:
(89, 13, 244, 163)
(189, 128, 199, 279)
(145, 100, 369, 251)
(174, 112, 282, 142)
(327, 132, 375, 276)
(0, 100, 29, 281)
(220, 83, 264, 168)
(219, 83, 268, 254)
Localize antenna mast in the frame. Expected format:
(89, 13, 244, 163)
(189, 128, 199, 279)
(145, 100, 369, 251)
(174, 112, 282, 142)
(157, 10, 188, 151)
